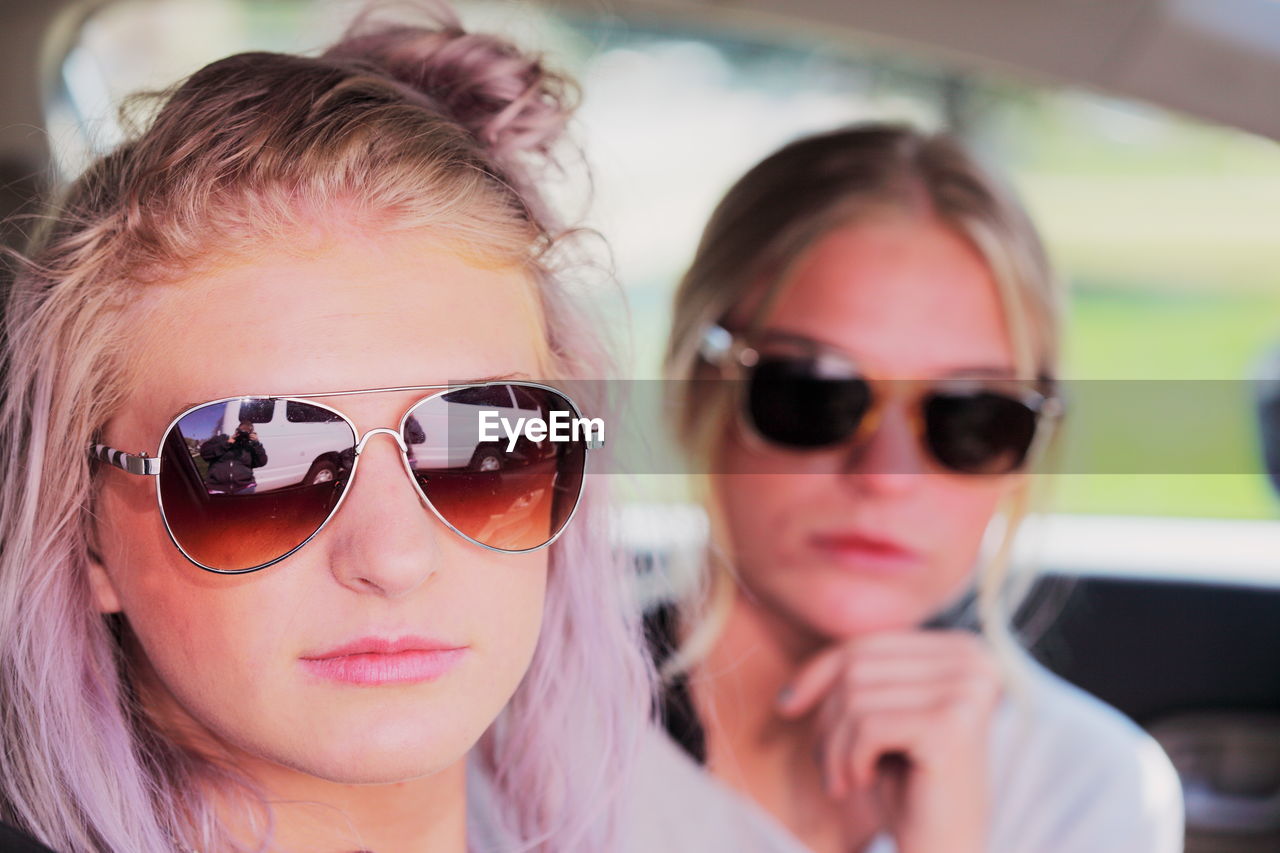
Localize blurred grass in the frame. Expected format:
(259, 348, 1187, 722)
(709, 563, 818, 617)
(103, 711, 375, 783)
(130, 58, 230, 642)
(1048, 475, 1275, 520)
(1046, 286, 1280, 519)
(1018, 168, 1280, 518)
(999, 99, 1280, 517)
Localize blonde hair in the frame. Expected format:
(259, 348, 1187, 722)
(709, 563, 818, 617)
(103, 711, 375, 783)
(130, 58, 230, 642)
(0, 6, 650, 851)
(663, 123, 1063, 678)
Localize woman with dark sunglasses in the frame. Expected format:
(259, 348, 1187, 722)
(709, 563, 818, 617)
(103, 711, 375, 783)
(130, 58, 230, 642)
(644, 125, 1184, 853)
(0, 6, 656, 851)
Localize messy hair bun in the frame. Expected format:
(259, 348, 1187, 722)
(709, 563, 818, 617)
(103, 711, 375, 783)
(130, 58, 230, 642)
(325, 4, 578, 228)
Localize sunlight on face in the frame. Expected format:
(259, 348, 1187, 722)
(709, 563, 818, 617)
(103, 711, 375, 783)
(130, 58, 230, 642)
(91, 229, 551, 784)
(718, 216, 1021, 638)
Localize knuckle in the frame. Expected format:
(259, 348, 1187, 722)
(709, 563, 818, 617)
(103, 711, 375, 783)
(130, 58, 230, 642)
(857, 714, 884, 741)
(845, 656, 872, 686)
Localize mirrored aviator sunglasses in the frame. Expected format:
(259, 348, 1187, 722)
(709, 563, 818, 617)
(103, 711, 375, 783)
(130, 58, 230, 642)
(90, 383, 602, 573)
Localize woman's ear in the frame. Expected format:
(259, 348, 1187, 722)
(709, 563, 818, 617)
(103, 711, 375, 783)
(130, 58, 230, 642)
(86, 547, 123, 614)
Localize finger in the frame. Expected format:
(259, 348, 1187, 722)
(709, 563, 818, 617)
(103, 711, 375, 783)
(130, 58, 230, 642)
(776, 645, 848, 717)
(853, 634, 1002, 689)
(872, 752, 911, 829)
(813, 679, 1003, 792)
(849, 712, 929, 790)
(813, 680, 845, 740)
(839, 681, 957, 714)
(830, 653, 982, 691)
(810, 678, 958, 742)
(943, 670, 1005, 722)
(781, 633, 998, 719)
(810, 690, 846, 785)
(822, 712, 858, 799)
(840, 680, 1004, 744)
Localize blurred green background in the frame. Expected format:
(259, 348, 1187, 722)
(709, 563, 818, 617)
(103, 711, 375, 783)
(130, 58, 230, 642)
(1015, 107, 1280, 518)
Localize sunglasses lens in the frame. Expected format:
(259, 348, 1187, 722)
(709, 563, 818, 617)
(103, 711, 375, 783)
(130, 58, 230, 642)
(924, 391, 1039, 474)
(747, 357, 872, 448)
(403, 384, 587, 551)
(158, 400, 355, 571)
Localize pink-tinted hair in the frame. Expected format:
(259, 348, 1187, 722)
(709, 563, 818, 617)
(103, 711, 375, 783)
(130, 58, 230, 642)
(0, 4, 651, 850)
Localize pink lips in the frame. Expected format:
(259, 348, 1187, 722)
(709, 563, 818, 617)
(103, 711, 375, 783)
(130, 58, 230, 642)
(299, 636, 468, 686)
(810, 531, 921, 574)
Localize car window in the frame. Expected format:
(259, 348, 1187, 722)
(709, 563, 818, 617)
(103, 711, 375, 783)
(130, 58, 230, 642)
(512, 386, 544, 412)
(285, 401, 344, 423)
(237, 399, 274, 424)
(49, 0, 1280, 529)
(445, 384, 516, 409)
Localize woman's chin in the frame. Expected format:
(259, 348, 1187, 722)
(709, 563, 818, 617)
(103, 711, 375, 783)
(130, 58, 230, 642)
(793, 584, 937, 639)
(235, 706, 482, 785)
(818, 611, 922, 639)
(276, 738, 469, 785)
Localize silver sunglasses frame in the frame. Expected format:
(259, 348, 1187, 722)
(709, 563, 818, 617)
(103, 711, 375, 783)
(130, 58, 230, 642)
(698, 323, 1065, 474)
(90, 382, 603, 574)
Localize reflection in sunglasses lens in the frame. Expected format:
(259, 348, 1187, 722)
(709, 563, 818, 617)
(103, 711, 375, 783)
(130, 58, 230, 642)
(403, 385, 585, 551)
(158, 400, 355, 571)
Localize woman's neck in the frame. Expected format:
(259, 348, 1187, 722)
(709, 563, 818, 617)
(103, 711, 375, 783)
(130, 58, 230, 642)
(232, 752, 468, 853)
(689, 587, 879, 853)
(692, 585, 824, 754)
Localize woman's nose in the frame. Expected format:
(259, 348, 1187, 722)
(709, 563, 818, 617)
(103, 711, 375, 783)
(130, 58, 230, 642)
(323, 431, 442, 598)
(841, 399, 926, 495)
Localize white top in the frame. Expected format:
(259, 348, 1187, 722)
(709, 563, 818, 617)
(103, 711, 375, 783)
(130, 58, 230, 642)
(624, 662, 1185, 853)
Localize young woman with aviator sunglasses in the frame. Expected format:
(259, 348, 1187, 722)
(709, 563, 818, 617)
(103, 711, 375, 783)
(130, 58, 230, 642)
(643, 125, 1184, 853)
(0, 6, 659, 851)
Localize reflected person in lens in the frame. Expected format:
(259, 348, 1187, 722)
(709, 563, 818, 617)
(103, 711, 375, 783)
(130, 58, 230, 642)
(644, 124, 1184, 853)
(199, 420, 268, 495)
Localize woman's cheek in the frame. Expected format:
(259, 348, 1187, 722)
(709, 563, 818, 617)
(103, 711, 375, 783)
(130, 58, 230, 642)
(128, 585, 271, 711)
(475, 554, 549, 684)
(109, 537, 302, 726)
(924, 480, 1009, 596)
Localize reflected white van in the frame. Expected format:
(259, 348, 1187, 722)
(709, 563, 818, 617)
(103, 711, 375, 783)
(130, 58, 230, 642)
(218, 399, 352, 489)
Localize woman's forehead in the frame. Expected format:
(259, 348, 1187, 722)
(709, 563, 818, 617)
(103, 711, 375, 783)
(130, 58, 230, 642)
(763, 219, 1016, 377)
(116, 232, 546, 438)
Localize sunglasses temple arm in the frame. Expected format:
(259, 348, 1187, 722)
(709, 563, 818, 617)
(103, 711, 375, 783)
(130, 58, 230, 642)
(90, 444, 161, 476)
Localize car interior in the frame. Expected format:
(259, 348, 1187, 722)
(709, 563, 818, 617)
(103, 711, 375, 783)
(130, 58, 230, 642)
(3, 1, 1280, 850)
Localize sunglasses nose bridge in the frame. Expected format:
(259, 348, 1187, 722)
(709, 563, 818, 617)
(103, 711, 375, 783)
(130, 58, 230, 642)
(354, 427, 408, 456)
(843, 400, 928, 478)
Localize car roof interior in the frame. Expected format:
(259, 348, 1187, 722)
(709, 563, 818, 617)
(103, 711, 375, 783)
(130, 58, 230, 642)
(3, 0, 1279, 232)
